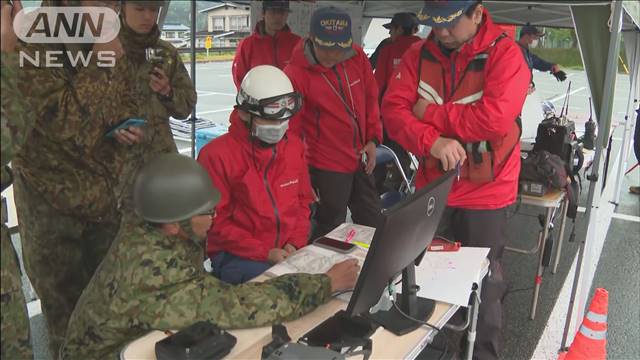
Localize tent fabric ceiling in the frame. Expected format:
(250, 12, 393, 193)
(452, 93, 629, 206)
(351, 0, 638, 31)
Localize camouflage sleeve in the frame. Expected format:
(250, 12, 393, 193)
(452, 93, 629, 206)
(16, 43, 134, 152)
(161, 52, 196, 120)
(139, 271, 332, 331)
(1, 53, 35, 167)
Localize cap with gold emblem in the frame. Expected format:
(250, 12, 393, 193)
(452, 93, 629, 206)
(417, 0, 477, 28)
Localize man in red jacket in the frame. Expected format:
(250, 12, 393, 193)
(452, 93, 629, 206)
(232, 0, 300, 89)
(285, 7, 382, 239)
(198, 65, 312, 284)
(375, 12, 421, 98)
(382, 1, 529, 359)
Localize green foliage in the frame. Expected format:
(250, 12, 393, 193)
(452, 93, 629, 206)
(542, 28, 577, 48)
(164, 1, 215, 31)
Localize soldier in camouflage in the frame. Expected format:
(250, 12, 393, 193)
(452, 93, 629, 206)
(1, 1, 34, 358)
(61, 154, 359, 359)
(113, 0, 197, 211)
(11, 0, 139, 353)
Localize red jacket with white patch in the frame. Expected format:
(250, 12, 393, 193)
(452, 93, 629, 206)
(197, 111, 314, 261)
(382, 9, 529, 209)
(374, 34, 422, 98)
(285, 39, 382, 173)
(232, 21, 301, 89)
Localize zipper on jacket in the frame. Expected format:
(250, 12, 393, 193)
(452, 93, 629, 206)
(450, 52, 457, 99)
(263, 147, 281, 248)
(273, 36, 278, 67)
(332, 66, 358, 153)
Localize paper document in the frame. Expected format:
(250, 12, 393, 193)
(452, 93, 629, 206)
(324, 223, 376, 248)
(410, 247, 490, 307)
(265, 244, 366, 277)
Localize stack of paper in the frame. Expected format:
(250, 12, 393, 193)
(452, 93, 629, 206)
(324, 223, 376, 249)
(266, 244, 366, 277)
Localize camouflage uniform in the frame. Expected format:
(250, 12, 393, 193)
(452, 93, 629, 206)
(1, 52, 35, 360)
(61, 219, 331, 359)
(114, 23, 197, 211)
(11, 33, 136, 353)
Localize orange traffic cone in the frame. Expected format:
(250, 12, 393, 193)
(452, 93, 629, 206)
(558, 288, 608, 360)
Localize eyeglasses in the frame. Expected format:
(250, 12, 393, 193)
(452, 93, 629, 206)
(197, 210, 215, 217)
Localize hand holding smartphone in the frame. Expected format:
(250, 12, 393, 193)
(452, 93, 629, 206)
(105, 118, 146, 137)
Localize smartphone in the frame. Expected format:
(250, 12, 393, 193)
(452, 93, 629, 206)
(146, 48, 164, 75)
(313, 237, 356, 254)
(105, 118, 146, 137)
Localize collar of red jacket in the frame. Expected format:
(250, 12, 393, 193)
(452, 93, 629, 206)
(394, 34, 422, 46)
(228, 110, 288, 165)
(289, 38, 357, 73)
(425, 8, 504, 59)
(254, 20, 293, 38)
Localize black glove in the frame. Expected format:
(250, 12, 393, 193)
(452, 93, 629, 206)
(553, 70, 567, 82)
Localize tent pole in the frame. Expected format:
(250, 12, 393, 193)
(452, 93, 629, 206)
(613, 34, 640, 204)
(190, 0, 197, 159)
(561, 1, 624, 350)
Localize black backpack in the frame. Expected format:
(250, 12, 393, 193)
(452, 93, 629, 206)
(520, 150, 579, 220)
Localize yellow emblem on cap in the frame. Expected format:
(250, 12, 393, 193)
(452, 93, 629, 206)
(417, 8, 464, 24)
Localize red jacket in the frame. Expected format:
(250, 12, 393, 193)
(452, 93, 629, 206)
(232, 21, 301, 89)
(197, 111, 315, 261)
(285, 39, 382, 173)
(374, 35, 422, 98)
(381, 9, 529, 209)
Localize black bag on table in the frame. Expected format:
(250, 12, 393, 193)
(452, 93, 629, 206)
(155, 321, 236, 360)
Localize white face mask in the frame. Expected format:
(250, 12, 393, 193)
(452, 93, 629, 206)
(253, 120, 289, 144)
(531, 39, 539, 48)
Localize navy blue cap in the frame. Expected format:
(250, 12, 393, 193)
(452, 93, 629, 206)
(310, 7, 353, 50)
(521, 25, 545, 37)
(262, 0, 290, 12)
(383, 12, 419, 30)
(417, 1, 476, 28)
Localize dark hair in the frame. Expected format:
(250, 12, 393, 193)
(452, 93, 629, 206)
(464, 1, 483, 18)
(400, 26, 412, 35)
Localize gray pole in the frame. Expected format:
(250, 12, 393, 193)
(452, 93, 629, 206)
(190, 0, 197, 159)
(561, 1, 624, 350)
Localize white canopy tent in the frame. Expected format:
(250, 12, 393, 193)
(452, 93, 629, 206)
(170, 0, 639, 352)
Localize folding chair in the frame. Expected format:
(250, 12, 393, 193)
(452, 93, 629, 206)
(375, 144, 416, 209)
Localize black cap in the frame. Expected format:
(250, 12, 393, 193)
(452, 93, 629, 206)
(310, 7, 353, 51)
(263, 0, 290, 12)
(383, 12, 419, 30)
(417, 1, 476, 28)
(521, 25, 545, 37)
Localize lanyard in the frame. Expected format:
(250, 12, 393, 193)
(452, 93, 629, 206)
(320, 64, 364, 145)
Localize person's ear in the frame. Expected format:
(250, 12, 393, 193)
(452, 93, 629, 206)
(161, 222, 180, 236)
(474, 5, 484, 25)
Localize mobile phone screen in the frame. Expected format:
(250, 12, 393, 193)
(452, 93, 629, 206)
(313, 237, 356, 253)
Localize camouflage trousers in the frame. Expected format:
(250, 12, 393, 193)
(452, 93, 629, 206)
(1, 225, 33, 360)
(12, 177, 119, 355)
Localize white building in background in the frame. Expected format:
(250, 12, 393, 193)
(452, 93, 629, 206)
(198, 2, 251, 48)
(161, 23, 191, 48)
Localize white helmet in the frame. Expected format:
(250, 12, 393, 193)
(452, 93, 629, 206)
(236, 65, 302, 121)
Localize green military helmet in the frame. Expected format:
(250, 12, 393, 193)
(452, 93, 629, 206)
(133, 154, 220, 223)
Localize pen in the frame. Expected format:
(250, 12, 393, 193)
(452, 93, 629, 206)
(345, 229, 356, 243)
(456, 162, 461, 181)
(352, 241, 370, 249)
